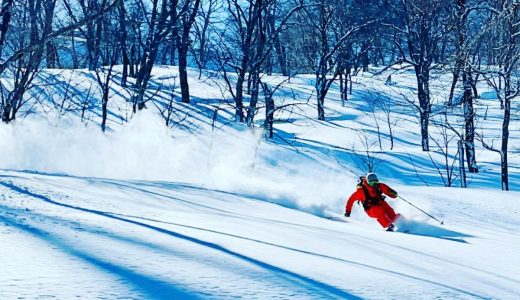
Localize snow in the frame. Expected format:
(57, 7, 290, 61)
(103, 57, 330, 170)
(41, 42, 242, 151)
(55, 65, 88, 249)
(1, 66, 520, 298)
(1, 171, 519, 299)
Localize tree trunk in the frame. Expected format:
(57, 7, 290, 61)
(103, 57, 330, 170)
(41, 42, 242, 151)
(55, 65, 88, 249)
(463, 68, 478, 173)
(246, 71, 260, 126)
(448, 68, 459, 106)
(101, 90, 108, 132)
(160, 44, 168, 65)
(501, 94, 511, 191)
(340, 68, 350, 105)
(176, 0, 201, 103)
(46, 40, 57, 68)
(272, 26, 287, 76)
(415, 65, 430, 151)
(262, 82, 274, 138)
(420, 109, 429, 151)
(129, 44, 136, 77)
(339, 72, 345, 106)
(501, 151, 508, 191)
(316, 64, 327, 121)
(118, 1, 129, 87)
(235, 68, 246, 122)
(178, 46, 190, 103)
(0, 0, 14, 56)
(71, 29, 79, 68)
(361, 40, 370, 71)
(458, 140, 467, 188)
(387, 114, 394, 150)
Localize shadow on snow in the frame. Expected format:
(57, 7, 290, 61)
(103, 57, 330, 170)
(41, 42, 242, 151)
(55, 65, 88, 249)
(0, 180, 361, 300)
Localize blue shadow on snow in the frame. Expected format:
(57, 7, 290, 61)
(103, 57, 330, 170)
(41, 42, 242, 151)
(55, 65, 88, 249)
(0, 181, 362, 300)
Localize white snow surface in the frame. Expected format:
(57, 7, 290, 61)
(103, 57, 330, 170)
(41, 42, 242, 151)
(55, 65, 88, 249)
(1, 170, 519, 299)
(1, 66, 520, 299)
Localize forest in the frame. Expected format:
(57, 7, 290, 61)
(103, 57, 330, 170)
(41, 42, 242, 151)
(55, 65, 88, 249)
(0, 0, 519, 190)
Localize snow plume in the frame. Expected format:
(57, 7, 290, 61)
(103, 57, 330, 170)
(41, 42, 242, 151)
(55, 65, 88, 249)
(0, 111, 194, 182)
(0, 112, 352, 217)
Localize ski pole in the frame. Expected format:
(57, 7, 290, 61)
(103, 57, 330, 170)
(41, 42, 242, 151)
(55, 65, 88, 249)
(397, 195, 444, 225)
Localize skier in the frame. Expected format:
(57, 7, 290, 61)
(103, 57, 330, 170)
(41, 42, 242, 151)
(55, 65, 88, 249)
(344, 173, 400, 231)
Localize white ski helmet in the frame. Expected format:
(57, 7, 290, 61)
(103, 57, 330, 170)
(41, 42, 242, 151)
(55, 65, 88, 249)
(366, 173, 378, 182)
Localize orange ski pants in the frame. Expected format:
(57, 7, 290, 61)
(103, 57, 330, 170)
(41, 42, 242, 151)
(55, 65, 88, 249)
(366, 201, 398, 228)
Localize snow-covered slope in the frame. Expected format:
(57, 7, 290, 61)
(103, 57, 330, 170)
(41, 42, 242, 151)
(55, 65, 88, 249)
(1, 170, 519, 299)
(1, 66, 520, 298)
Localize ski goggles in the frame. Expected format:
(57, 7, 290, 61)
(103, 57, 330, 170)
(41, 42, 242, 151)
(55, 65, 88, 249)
(368, 180, 379, 186)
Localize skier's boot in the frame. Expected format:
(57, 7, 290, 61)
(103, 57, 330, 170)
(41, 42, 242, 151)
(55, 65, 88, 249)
(386, 224, 395, 232)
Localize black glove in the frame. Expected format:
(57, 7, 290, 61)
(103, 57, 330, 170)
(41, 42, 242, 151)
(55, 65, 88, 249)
(344, 211, 350, 217)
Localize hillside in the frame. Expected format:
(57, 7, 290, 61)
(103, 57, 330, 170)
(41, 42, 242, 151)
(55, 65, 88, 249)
(1, 66, 520, 298)
(1, 169, 519, 299)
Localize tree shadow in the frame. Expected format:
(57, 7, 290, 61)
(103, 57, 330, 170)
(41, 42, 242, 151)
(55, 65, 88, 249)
(0, 214, 199, 300)
(0, 180, 362, 299)
(0, 180, 496, 299)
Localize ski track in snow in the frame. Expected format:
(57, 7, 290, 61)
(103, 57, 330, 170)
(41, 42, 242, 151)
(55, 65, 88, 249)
(0, 174, 356, 299)
(1, 171, 520, 299)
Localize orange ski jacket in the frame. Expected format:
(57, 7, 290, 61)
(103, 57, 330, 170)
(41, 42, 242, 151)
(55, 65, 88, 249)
(345, 180, 398, 214)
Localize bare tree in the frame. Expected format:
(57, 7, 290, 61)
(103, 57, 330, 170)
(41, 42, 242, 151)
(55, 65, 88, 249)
(216, 0, 305, 123)
(117, 1, 130, 86)
(300, 0, 376, 120)
(0, 0, 121, 122)
(1, 0, 57, 123)
(192, 0, 223, 78)
(220, 0, 263, 121)
(0, 0, 14, 56)
(478, 0, 520, 191)
(174, 0, 202, 103)
(153, 76, 179, 127)
(132, 0, 170, 113)
(446, 0, 491, 173)
(94, 46, 118, 132)
(353, 130, 383, 173)
(362, 90, 398, 150)
(261, 74, 298, 138)
(429, 111, 465, 187)
(245, 1, 309, 127)
(386, 0, 450, 151)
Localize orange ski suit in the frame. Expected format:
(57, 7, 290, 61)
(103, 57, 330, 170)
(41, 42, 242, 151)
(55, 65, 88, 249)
(345, 180, 399, 228)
